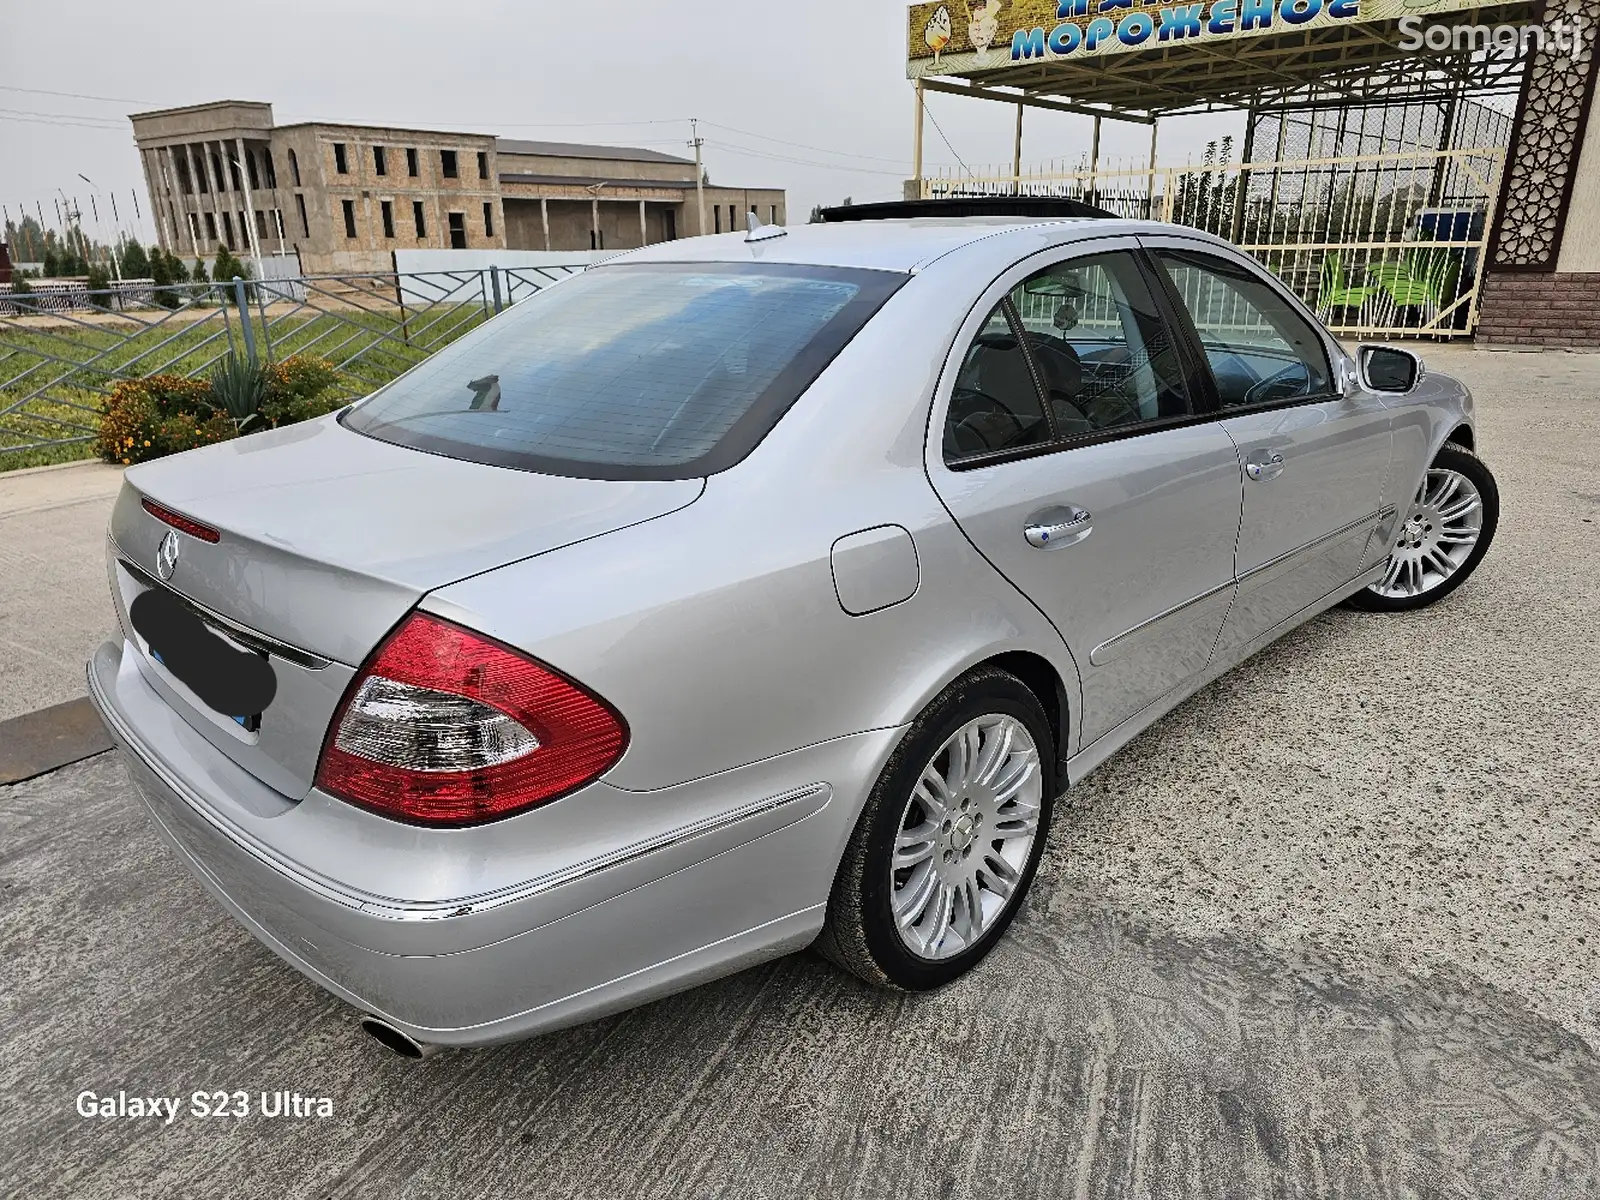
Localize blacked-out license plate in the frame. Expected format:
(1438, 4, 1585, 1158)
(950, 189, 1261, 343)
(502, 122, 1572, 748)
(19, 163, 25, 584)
(128, 587, 278, 729)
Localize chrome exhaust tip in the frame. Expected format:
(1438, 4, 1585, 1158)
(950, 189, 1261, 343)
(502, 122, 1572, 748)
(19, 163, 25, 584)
(359, 1015, 441, 1059)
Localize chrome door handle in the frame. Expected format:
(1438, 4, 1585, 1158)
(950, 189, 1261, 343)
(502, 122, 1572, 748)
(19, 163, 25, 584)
(1024, 506, 1092, 550)
(1245, 451, 1285, 483)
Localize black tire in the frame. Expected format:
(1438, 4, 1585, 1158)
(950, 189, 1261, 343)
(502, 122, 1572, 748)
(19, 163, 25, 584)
(815, 666, 1057, 990)
(1344, 442, 1499, 613)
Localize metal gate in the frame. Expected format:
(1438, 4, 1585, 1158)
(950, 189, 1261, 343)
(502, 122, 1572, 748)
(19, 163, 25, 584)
(922, 145, 1507, 341)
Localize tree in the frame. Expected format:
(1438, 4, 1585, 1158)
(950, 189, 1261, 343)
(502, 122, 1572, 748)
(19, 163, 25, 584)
(42, 247, 59, 277)
(118, 239, 150, 279)
(190, 257, 209, 284)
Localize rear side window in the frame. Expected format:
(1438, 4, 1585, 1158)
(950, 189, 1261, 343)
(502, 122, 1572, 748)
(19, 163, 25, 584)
(944, 250, 1192, 466)
(343, 263, 905, 480)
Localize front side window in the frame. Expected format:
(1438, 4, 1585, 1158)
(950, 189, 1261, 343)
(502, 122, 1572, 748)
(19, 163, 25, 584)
(343, 263, 905, 480)
(333, 142, 348, 174)
(440, 149, 458, 179)
(944, 250, 1191, 464)
(1158, 249, 1332, 409)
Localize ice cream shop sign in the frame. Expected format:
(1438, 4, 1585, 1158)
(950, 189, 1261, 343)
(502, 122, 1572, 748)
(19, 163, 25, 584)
(907, 0, 1490, 74)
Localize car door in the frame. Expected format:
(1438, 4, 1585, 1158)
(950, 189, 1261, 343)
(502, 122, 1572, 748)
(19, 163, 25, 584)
(1146, 241, 1394, 660)
(927, 241, 1242, 752)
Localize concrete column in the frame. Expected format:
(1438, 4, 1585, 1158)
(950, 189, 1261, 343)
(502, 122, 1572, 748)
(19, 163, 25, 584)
(639, 199, 648, 246)
(1011, 104, 1023, 195)
(137, 149, 168, 253)
(235, 136, 264, 274)
(912, 80, 925, 198)
(540, 198, 551, 250)
(591, 196, 600, 250)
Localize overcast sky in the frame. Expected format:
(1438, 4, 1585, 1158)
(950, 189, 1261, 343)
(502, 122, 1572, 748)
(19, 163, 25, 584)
(1, 0, 1243, 247)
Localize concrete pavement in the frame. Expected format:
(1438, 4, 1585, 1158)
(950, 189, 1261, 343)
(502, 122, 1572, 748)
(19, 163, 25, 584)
(0, 460, 123, 723)
(2, 346, 1599, 1197)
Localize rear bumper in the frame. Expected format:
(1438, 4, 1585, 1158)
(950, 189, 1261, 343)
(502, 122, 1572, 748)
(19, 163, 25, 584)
(88, 638, 899, 1045)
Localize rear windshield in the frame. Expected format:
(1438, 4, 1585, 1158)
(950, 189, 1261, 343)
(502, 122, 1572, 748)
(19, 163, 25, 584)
(342, 261, 905, 480)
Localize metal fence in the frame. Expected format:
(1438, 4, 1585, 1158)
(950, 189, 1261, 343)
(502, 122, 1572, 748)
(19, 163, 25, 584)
(0, 264, 586, 467)
(921, 145, 1507, 341)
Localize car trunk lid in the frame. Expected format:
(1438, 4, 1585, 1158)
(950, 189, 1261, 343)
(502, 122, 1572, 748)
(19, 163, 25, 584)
(108, 416, 702, 799)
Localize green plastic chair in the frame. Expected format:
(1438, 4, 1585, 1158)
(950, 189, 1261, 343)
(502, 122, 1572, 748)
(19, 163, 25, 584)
(1369, 248, 1461, 327)
(1317, 252, 1376, 322)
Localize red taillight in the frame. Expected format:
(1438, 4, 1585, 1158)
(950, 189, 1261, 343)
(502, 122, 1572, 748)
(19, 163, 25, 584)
(314, 612, 627, 827)
(142, 497, 221, 543)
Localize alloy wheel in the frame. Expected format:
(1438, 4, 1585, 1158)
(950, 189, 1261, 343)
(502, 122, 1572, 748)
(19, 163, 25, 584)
(1369, 467, 1484, 601)
(889, 714, 1042, 961)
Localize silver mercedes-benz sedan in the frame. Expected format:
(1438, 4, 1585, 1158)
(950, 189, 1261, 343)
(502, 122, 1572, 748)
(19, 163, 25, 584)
(89, 213, 1498, 1055)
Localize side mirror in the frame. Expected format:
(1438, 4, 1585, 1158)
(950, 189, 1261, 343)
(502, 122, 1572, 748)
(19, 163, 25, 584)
(1357, 344, 1425, 394)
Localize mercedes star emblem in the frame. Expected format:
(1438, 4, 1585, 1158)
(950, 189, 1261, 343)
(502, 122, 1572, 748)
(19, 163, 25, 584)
(156, 530, 181, 581)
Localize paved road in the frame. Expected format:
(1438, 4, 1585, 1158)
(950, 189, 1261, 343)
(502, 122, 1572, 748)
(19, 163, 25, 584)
(3, 348, 1599, 1197)
(0, 461, 122, 723)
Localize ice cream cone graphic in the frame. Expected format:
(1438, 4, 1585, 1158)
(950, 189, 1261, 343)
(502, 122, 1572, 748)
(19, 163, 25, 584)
(925, 6, 953, 64)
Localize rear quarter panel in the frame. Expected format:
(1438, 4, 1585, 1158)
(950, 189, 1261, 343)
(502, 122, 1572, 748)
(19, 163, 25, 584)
(424, 260, 1081, 795)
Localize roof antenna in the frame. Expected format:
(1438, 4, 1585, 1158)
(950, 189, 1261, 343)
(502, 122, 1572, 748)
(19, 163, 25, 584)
(745, 211, 787, 243)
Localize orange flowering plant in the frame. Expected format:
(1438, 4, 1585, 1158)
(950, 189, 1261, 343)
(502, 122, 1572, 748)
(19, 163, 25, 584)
(97, 355, 349, 466)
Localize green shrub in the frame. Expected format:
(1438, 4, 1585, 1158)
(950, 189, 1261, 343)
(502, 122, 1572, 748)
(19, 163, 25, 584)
(85, 265, 110, 296)
(261, 355, 348, 426)
(97, 375, 232, 465)
(208, 354, 269, 432)
(95, 354, 348, 464)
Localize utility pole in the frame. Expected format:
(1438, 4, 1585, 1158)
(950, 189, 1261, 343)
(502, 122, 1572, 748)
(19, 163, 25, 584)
(690, 119, 707, 237)
(79, 174, 122, 282)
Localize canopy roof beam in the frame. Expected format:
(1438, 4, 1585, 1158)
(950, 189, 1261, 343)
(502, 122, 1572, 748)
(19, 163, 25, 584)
(918, 78, 1155, 126)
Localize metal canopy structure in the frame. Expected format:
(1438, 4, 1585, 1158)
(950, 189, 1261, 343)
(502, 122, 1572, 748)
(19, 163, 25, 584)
(917, 2, 1537, 118)
(915, 2, 1548, 127)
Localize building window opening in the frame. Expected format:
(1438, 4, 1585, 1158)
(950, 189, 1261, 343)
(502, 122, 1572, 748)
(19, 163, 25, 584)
(220, 211, 235, 249)
(246, 154, 259, 190)
(255, 209, 267, 239)
(334, 143, 349, 174)
(406, 147, 418, 177)
(483, 202, 494, 237)
(769, 204, 777, 224)
(263, 151, 277, 188)
(664, 209, 677, 240)
(204, 212, 217, 241)
(477, 150, 489, 180)
(440, 150, 458, 179)
(374, 146, 387, 176)
(413, 200, 427, 238)
(381, 200, 395, 239)
(295, 194, 310, 238)
(342, 199, 357, 239)
(448, 211, 467, 248)
(714, 207, 721, 234)
(187, 212, 201, 243)
(288, 149, 301, 187)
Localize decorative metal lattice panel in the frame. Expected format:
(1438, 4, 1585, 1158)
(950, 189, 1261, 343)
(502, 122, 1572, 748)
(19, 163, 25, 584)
(1490, 0, 1600, 270)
